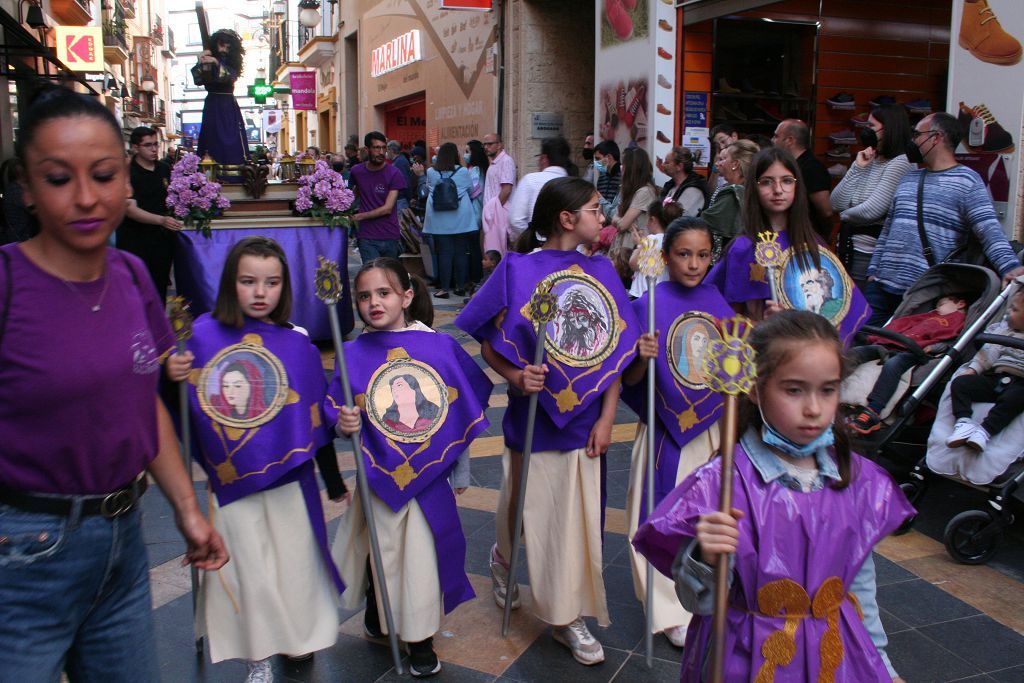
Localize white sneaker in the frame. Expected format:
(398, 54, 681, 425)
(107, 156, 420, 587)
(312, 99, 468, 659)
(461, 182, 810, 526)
(946, 418, 979, 448)
(966, 425, 990, 452)
(664, 624, 687, 647)
(489, 544, 520, 610)
(246, 658, 274, 683)
(553, 618, 605, 665)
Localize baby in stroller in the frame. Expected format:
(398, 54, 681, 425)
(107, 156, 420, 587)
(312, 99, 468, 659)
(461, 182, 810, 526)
(945, 289, 1024, 452)
(846, 295, 969, 435)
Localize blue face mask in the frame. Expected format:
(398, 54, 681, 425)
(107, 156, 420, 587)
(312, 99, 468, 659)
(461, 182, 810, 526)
(758, 404, 835, 458)
(593, 160, 606, 174)
(464, 152, 472, 163)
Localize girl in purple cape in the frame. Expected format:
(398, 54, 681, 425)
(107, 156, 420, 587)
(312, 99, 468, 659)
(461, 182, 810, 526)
(633, 310, 912, 682)
(705, 147, 825, 321)
(621, 217, 731, 648)
(456, 177, 639, 666)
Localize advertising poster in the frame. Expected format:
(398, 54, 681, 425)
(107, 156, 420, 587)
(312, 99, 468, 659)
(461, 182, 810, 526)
(290, 71, 317, 111)
(594, 0, 677, 183)
(948, 0, 1024, 237)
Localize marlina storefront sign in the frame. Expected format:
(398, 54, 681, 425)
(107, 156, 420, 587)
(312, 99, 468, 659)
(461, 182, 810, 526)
(371, 30, 422, 78)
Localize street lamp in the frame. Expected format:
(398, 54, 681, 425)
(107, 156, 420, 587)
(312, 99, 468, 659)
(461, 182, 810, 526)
(141, 75, 156, 92)
(298, 0, 320, 29)
(19, 0, 46, 29)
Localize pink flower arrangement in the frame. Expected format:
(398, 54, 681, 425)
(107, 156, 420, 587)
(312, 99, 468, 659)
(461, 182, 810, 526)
(295, 160, 355, 230)
(166, 153, 231, 238)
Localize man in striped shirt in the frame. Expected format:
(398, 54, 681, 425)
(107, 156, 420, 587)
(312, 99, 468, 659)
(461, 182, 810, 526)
(865, 112, 1024, 325)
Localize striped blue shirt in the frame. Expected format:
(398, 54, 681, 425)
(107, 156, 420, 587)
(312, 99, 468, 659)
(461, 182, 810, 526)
(868, 165, 1020, 293)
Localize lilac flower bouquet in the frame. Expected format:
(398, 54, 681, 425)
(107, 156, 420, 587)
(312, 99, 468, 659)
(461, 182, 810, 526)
(295, 160, 356, 230)
(166, 153, 231, 238)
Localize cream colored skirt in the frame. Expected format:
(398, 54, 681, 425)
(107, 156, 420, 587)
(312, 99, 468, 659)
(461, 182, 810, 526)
(331, 488, 442, 644)
(197, 481, 340, 663)
(626, 422, 719, 633)
(496, 447, 609, 627)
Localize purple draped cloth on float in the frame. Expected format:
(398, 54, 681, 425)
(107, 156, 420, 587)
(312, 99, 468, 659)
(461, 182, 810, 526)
(706, 231, 871, 346)
(455, 249, 640, 452)
(324, 330, 492, 614)
(184, 313, 343, 592)
(173, 226, 354, 342)
(632, 435, 914, 682)
(621, 281, 732, 525)
(191, 61, 248, 165)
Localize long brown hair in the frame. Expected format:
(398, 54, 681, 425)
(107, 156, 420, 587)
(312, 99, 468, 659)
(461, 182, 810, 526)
(355, 257, 434, 327)
(740, 309, 856, 489)
(514, 177, 597, 253)
(617, 147, 656, 218)
(213, 237, 293, 328)
(741, 147, 820, 271)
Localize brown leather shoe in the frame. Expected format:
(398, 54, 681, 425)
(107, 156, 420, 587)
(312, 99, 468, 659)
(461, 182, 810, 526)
(959, 0, 1022, 65)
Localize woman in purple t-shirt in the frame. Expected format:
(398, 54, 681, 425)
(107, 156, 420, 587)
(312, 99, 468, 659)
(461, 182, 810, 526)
(0, 87, 227, 681)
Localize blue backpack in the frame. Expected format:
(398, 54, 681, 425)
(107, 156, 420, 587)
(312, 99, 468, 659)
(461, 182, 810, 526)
(432, 171, 460, 211)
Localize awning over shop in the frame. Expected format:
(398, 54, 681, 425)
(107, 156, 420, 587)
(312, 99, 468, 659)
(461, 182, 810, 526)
(0, 6, 99, 95)
(680, 0, 782, 26)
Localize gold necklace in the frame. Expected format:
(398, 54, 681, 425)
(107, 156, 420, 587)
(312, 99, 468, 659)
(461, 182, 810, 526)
(61, 269, 111, 313)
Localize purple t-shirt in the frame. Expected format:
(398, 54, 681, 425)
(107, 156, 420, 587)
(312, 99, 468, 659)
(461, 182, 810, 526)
(349, 162, 407, 240)
(0, 244, 175, 494)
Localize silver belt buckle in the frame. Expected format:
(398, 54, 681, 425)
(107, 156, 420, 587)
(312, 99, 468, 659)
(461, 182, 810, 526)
(100, 487, 135, 518)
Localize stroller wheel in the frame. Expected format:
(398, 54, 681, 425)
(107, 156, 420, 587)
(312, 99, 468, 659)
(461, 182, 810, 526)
(943, 510, 1001, 564)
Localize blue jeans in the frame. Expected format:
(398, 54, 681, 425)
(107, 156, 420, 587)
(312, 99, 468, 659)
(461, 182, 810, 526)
(356, 237, 402, 264)
(0, 504, 157, 681)
(433, 232, 472, 292)
(863, 281, 905, 327)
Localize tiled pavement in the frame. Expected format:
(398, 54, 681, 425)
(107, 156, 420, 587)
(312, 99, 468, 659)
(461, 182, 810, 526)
(145, 296, 1024, 682)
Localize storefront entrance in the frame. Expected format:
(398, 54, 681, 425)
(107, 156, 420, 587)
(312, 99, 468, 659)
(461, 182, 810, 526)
(382, 93, 426, 150)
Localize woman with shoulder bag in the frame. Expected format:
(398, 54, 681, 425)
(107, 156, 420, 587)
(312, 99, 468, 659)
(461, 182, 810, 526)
(416, 142, 476, 299)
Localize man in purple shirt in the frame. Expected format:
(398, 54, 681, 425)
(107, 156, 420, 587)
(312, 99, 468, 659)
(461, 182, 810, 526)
(349, 131, 408, 263)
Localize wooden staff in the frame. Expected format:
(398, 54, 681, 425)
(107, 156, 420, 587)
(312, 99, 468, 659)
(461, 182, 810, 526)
(501, 285, 558, 638)
(314, 257, 403, 674)
(755, 230, 783, 305)
(167, 296, 203, 654)
(636, 237, 665, 667)
(701, 317, 756, 683)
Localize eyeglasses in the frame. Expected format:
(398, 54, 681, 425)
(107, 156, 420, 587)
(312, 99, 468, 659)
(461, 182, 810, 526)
(913, 129, 938, 140)
(574, 206, 604, 216)
(756, 176, 797, 190)
(482, 141, 499, 146)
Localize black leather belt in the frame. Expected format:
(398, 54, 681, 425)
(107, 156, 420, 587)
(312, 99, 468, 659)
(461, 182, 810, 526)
(0, 477, 148, 518)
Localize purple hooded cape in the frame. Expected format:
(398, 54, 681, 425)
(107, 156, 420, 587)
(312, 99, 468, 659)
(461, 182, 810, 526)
(705, 232, 871, 346)
(633, 437, 914, 682)
(455, 249, 640, 450)
(621, 281, 733, 524)
(186, 314, 342, 591)
(325, 329, 491, 614)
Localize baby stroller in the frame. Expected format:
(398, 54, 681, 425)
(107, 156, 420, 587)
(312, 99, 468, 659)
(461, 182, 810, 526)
(902, 275, 1024, 564)
(842, 263, 1002, 469)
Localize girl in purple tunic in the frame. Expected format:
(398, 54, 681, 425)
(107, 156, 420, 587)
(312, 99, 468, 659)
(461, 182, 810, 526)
(633, 310, 912, 682)
(621, 217, 733, 648)
(455, 177, 641, 666)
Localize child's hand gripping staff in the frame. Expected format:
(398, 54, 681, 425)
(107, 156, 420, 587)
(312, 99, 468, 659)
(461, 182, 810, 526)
(635, 236, 666, 667)
(501, 284, 559, 638)
(701, 317, 756, 683)
(755, 230, 784, 305)
(315, 257, 403, 675)
(167, 296, 203, 654)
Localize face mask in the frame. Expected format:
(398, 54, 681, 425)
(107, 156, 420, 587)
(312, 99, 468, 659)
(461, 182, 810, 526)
(464, 152, 472, 163)
(431, 155, 437, 165)
(582, 148, 595, 161)
(905, 135, 936, 165)
(593, 160, 606, 174)
(758, 403, 835, 458)
(858, 127, 878, 149)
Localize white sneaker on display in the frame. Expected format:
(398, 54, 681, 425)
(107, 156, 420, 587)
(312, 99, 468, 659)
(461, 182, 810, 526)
(553, 617, 605, 665)
(664, 624, 687, 647)
(966, 425, 990, 452)
(246, 658, 274, 683)
(946, 418, 979, 448)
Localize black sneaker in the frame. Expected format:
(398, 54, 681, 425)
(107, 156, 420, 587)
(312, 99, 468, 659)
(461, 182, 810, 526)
(408, 638, 442, 677)
(364, 565, 383, 639)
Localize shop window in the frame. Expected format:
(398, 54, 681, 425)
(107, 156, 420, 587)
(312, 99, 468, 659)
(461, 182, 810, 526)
(711, 17, 817, 137)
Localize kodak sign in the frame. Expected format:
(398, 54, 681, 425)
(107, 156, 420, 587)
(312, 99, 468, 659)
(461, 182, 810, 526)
(55, 26, 104, 72)
(370, 30, 421, 78)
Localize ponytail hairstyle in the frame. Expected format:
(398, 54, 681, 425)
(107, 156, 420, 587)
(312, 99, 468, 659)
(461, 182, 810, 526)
(662, 216, 714, 258)
(647, 198, 683, 232)
(214, 237, 293, 327)
(355, 257, 434, 328)
(739, 309, 855, 489)
(514, 176, 597, 253)
(741, 146, 820, 271)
